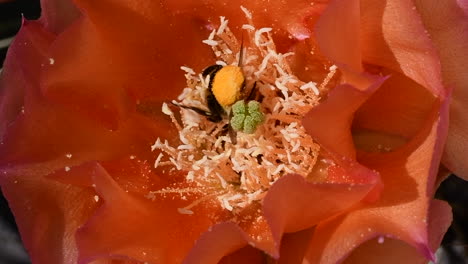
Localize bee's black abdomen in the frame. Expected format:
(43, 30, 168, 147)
(201, 64, 225, 122)
(206, 91, 224, 122)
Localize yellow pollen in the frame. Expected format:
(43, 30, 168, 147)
(212, 65, 245, 106)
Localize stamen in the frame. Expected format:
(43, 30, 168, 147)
(320, 65, 338, 91)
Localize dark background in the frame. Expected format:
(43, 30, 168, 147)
(0, 1, 467, 263)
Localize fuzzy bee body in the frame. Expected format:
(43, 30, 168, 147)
(176, 63, 247, 123)
(202, 64, 226, 123)
(172, 40, 259, 138)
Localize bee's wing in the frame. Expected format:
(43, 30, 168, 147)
(171, 102, 211, 117)
(246, 81, 257, 101)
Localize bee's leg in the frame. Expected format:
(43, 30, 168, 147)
(246, 81, 257, 101)
(228, 110, 238, 145)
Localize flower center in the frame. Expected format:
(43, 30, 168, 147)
(150, 9, 336, 214)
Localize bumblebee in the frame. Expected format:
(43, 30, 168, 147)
(173, 40, 262, 141)
(174, 41, 254, 122)
(173, 63, 245, 122)
(204, 63, 247, 119)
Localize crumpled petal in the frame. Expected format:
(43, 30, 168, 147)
(360, 0, 445, 98)
(304, 93, 450, 263)
(275, 228, 315, 264)
(0, 173, 97, 264)
(0, 96, 167, 170)
(183, 223, 249, 264)
(74, 162, 226, 264)
(219, 246, 265, 264)
(216, 228, 314, 264)
(412, 0, 468, 180)
(0, 19, 55, 135)
(353, 70, 437, 142)
(184, 162, 380, 263)
(343, 200, 452, 264)
(42, 17, 134, 130)
(303, 77, 386, 159)
(263, 171, 379, 249)
(39, 0, 81, 34)
(162, 0, 326, 48)
(0, 18, 171, 173)
(315, 0, 361, 73)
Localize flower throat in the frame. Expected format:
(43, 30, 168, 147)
(150, 8, 336, 214)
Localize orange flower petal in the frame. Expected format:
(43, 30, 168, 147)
(0, 19, 171, 171)
(68, 0, 215, 101)
(305, 95, 450, 263)
(216, 228, 315, 264)
(39, 0, 81, 34)
(412, 0, 468, 180)
(75, 162, 224, 264)
(42, 18, 134, 130)
(360, 0, 445, 98)
(0, 173, 97, 264)
(219, 246, 265, 264)
(315, 0, 362, 73)
(263, 172, 378, 240)
(343, 200, 452, 264)
(354, 70, 436, 140)
(163, 0, 326, 49)
(183, 223, 248, 264)
(276, 228, 315, 264)
(47, 161, 98, 188)
(0, 20, 54, 133)
(1, 101, 167, 168)
(303, 77, 387, 159)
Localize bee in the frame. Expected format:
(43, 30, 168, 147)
(173, 40, 255, 123)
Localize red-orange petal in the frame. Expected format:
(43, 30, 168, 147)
(68, 0, 216, 102)
(0, 173, 97, 264)
(303, 76, 386, 159)
(343, 200, 452, 264)
(412, 0, 468, 180)
(39, 0, 81, 34)
(183, 223, 248, 264)
(0, 19, 54, 139)
(75, 162, 224, 264)
(315, 0, 362, 73)
(263, 172, 378, 237)
(353, 70, 437, 140)
(218, 246, 265, 264)
(360, 0, 445, 98)
(277, 228, 315, 264)
(0, 18, 171, 170)
(304, 95, 450, 263)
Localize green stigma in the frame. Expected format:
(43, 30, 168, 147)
(230, 100, 264, 134)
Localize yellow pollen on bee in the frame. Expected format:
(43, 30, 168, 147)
(211, 65, 245, 106)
